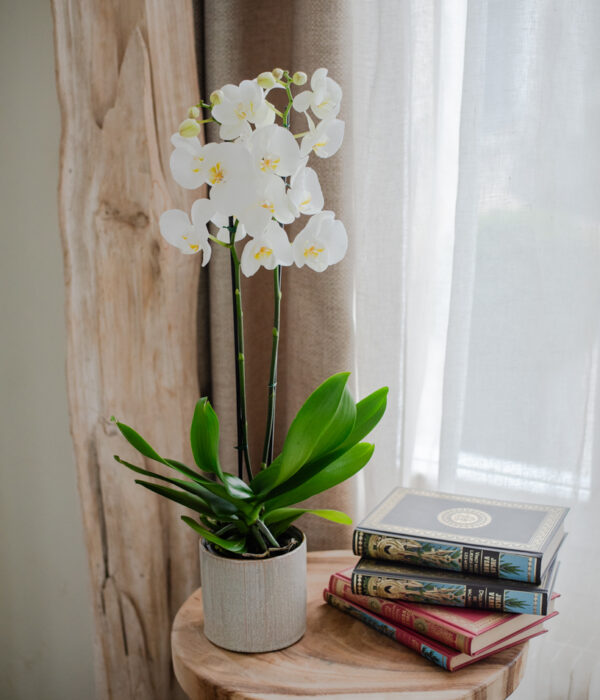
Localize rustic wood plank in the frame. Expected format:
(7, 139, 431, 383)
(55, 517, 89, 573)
(172, 551, 529, 700)
(52, 1, 203, 697)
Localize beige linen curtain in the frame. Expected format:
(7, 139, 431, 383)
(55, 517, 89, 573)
(201, 0, 357, 551)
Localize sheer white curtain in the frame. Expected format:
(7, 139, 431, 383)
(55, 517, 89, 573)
(350, 1, 600, 697)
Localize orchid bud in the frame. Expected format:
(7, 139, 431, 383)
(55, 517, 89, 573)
(272, 68, 284, 80)
(257, 71, 276, 89)
(210, 89, 224, 105)
(187, 105, 201, 119)
(178, 118, 201, 138)
(292, 71, 307, 86)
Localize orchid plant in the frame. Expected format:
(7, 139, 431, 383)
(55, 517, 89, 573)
(113, 68, 388, 557)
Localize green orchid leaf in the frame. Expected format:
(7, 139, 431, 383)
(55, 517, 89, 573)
(252, 385, 388, 500)
(163, 458, 210, 482)
(134, 479, 215, 516)
(114, 456, 238, 517)
(190, 398, 223, 478)
(279, 372, 350, 479)
(249, 453, 283, 496)
(309, 384, 356, 462)
(181, 516, 246, 553)
(264, 507, 352, 526)
(337, 386, 388, 452)
(266, 507, 352, 538)
(113, 418, 168, 465)
(264, 442, 375, 511)
(251, 373, 351, 496)
(221, 472, 255, 500)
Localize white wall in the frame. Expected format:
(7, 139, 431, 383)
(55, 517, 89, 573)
(0, 1, 95, 697)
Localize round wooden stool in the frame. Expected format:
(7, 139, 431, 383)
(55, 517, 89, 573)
(172, 550, 528, 699)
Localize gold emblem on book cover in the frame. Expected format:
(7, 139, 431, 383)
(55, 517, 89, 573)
(437, 507, 492, 529)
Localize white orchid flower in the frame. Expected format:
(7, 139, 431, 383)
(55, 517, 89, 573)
(211, 211, 247, 243)
(287, 166, 324, 216)
(292, 68, 342, 120)
(241, 221, 293, 277)
(237, 174, 295, 237)
(247, 124, 306, 177)
(202, 142, 255, 214)
(159, 198, 216, 263)
(292, 211, 347, 272)
(300, 118, 345, 159)
(169, 133, 208, 190)
(212, 79, 275, 140)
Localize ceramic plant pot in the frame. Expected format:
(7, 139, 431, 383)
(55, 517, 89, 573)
(199, 527, 307, 652)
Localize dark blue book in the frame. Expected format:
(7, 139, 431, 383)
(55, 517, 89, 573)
(353, 488, 568, 584)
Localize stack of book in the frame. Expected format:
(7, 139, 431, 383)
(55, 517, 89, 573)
(324, 488, 568, 671)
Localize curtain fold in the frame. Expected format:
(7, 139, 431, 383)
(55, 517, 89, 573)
(201, 0, 357, 549)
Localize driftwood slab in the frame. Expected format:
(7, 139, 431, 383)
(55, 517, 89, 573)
(52, 1, 202, 697)
(172, 550, 528, 700)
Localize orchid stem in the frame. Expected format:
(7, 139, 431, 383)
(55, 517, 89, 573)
(257, 519, 280, 548)
(261, 78, 294, 469)
(261, 265, 282, 469)
(229, 219, 252, 482)
(251, 525, 268, 553)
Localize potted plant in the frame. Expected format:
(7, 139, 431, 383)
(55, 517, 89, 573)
(113, 67, 388, 653)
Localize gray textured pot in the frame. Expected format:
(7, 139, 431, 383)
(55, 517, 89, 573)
(199, 528, 307, 652)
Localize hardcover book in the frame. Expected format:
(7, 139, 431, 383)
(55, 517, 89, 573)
(352, 555, 559, 614)
(330, 567, 558, 654)
(324, 590, 547, 671)
(353, 487, 568, 583)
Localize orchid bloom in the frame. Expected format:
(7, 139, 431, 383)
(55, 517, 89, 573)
(241, 221, 293, 276)
(202, 142, 254, 214)
(211, 80, 275, 140)
(292, 211, 347, 272)
(247, 124, 306, 177)
(300, 118, 345, 159)
(159, 198, 216, 263)
(292, 68, 342, 120)
(237, 175, 295, 237)
(169, 133, 208, 190)
(287, 166, 324, 216)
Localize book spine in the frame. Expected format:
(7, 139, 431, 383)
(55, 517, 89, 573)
(352, 572, 548, 614)
(353, 530, 540, 583)
(323, 590, 454, 671)
(329, 574, 470, 653)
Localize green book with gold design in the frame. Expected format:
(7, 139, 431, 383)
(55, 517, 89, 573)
(353, 488, 568, 584)
(352, 554, 559, 615)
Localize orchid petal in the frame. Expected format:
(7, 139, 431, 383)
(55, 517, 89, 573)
(159, 209, 192, 248)
(191, 198, 216, 226)
(293, 91, 312, 113)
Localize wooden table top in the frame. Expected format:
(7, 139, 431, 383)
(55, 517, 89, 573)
(172, 550, 528, 699)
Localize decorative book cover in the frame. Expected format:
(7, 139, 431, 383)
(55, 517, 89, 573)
(330, 567, 558, 654)
(354, 487, 568, 583)
(352, 555, 559, 615)
(323, 590, 547, 671)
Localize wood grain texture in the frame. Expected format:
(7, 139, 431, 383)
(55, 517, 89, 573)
(172, 551, 529, 700)
(52, 1, 202, 697)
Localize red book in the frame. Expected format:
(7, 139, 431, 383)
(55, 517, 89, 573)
(324, 589, 547, 671)
(329, 567, 558, 655)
